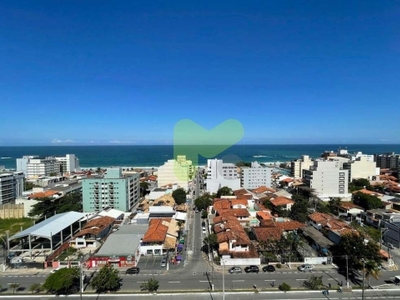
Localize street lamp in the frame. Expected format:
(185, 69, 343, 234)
(380, 227, 389, 250)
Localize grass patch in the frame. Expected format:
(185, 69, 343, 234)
(0, 218, 35, 237)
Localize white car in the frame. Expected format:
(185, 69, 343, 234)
(298, 264, 314, 272)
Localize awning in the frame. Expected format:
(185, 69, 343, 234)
(177, 243, 184, 249)
(176, 255, 182, 261)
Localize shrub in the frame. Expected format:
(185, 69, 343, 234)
(276, 263, 282, 269)
(279, 282, 291, 292)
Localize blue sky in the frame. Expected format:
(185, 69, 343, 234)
(1, 1, 399, 145)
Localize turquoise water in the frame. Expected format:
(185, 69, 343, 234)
(0, 144, 399, 169)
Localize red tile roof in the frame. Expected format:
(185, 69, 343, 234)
(252, 186, 276, 194)
(213, 198, 231, 211)
(218, 209, 250, 218)
(29, 190, 60, 199)
(252, 227, 283, 242)
(74, 216, 115, 238)
(270, 196, 294, 207)
(231, 198, 248, 207)
(142, 218, 170, 243)
(256, 211, 273, 220)
(275, 220, 306, 231)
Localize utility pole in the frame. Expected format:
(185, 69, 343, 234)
(346, 255, 349, 288)
(80, 256, 84, 300)
(222, 259, 225, 300)
(361, 259, 365, 300)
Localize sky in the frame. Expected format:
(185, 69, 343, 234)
(0, 1, 399, 146)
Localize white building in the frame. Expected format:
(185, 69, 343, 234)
(55, 154, 80, 174)
(0, 171, 24, 204)
(241, 161, 272, 189)
(344, 156, 379, 181)
(157, 155, 194, 190)
(303, 160, 351, 201)
(206, 159, 241, 194)
(290, 155, 314, 179)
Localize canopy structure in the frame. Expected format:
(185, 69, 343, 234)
(10, 211, 86, 240)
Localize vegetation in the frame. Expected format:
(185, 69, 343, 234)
(289, 196, 309, 223)
(29, 283, 42, 294)
(0, 218, 34, 237)
(352, 192, 382, 210)
(43, 267, 80, 294)
(331, 232, 381, 271)
(216, 186, 233, 198)
(303, 275, 324, 290)
(364, 260, 381, 287)
(140, 182, 150, 197)
(28, 191, 82, 219)
(278, 282, 291, 292)
(172, 188, 187, 205)
(235, 161, 251, 167)
(203, 233, 218, 252)
(90, 264, 122, 293)
(349, 178, 372, 192)
(140, 277, 159, 293)
(9, 283, 20, 294)
(194, 193, 213, 210)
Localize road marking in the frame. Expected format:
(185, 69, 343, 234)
(264, 280, 275, 282)
(199, 280, 209, 283)
(136, 281, 146, 283)
(168, 281, 181, 284)
(296, 278, 305, 281)
(232, 280, 244, 282)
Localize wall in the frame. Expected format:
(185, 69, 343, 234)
(0, 203, 24, 219)
(220, 257, 261, 266)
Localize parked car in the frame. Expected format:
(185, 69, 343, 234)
(244, 265, 259, 273)
(262, 265, 276, 272)
(126, 267, 140, 274)
(298, 264, 313, 272)
(161, 257, 167, 267)
(228, 266, 242, 274)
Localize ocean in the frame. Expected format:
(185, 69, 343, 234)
(0, 144, 400, 170)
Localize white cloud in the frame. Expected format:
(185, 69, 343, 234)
(108, 140, 136, 144)
(51, 139, 74, 144)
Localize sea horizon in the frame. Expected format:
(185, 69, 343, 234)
(1, 144, 400, 170)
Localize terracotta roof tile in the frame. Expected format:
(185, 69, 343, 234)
(142, 218, 170, 243)
(275, 220, 305, 231)
(252, 227, 283, 242)
(231, 198, 248, 207)
(252, 186, 276, 194)
(270, 196, 294, 207)
(213, 198, 231, 211)
(256, 211, 273, 220)
(74, 216, 115, 238)
(218, 209, 250, 218)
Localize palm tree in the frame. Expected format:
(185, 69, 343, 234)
(364, 260, 380, 287)
(9, 283, 20, 294)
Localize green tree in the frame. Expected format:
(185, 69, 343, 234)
(364, 260, 381, 287)
(279, 282, 291, 292)
(9, 283, 20, 294)
(203, 233, 218, 252)
(194, 193, 213, 210)
(216, 186, 233, 198)
(43, 267, 80, 294)
(235, 161, 251, 167)
(172, 188, 187, 205)
(289, 198, 309, 223)
(331, 232, 381, 271)
(140, 277, 159, 292)
(140, 182, 149, 197)
(29, 283, 42, 294)
(90, 264, 122, 293)
(353, 192, 382, 210)
(349, 178, 372, 192)
(328, 197, 342, 215)
(303, 275, 324, 290)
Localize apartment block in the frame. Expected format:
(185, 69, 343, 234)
(206, 159, 241, 194)
(0, 171, 24, 205)
(290, 155, 314, 179)
(241, 161, 272, 189)
(82, 167, 140, 213)
(303, 160, 351, 201)
(157, 155, 194, 190)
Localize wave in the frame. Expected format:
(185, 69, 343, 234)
(253, 155, 268, 158)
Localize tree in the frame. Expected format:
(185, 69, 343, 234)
(328, 197, 342, 215)
(353, 192, 382, 210)
(194, 193, 213, 210)
(216, 186, 233, 198)
(289, 197, 309, 223)
(29, 283, 42, 294)
(140, 277, 159, 293)
(140, 182, 149, 197)
(203, 233, 218, 252)
(43, 267, 80, 295)
(9, 283, 20, 294)
(349, 178, 372, 192)
(364, 260, 381, 287)
(278, 282, 291, 292)
(330, 232, 381, 271)
(172, 188, 187, 205)
(90, 264, 122, 293)
(303, 275, 324, 290)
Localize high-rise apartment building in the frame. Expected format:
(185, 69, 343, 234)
(17, 154, 80, 177)
(206, 159, 240, 194)
(291, 155, 314, 179)
(241, 161, 272, 189)
(303, 160, 350, 201)
(82, 167, 140, 213)
(0, 171, 24, 205)
(157, 155, 194, 190)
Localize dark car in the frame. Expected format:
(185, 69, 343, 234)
(262, 265, 276, 272)
(244, 265, 259, 273)
(126, 267, 140, 274)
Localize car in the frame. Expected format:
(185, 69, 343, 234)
(126, 267, 140, 274)
(298, 264, 313, 272)
(161, 258, 167, 267)
(262, 265, 276, 272)
(244, 265, 259, 273)
(228, 267, 242, 274)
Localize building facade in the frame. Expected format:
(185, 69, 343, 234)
(290, 155, 314, 179)
(157, 155, 194, 190)
(206, 159, 241, 194)
(55, 154, 80, 174)
(82, 167, 140, 213)
(343, 156, 379, 182)
(303, 160, 351, 201)
(241, 161, 272, 189)
(0, 171, 24, 205)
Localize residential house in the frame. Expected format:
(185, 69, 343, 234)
(270, 196, 294, 210)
